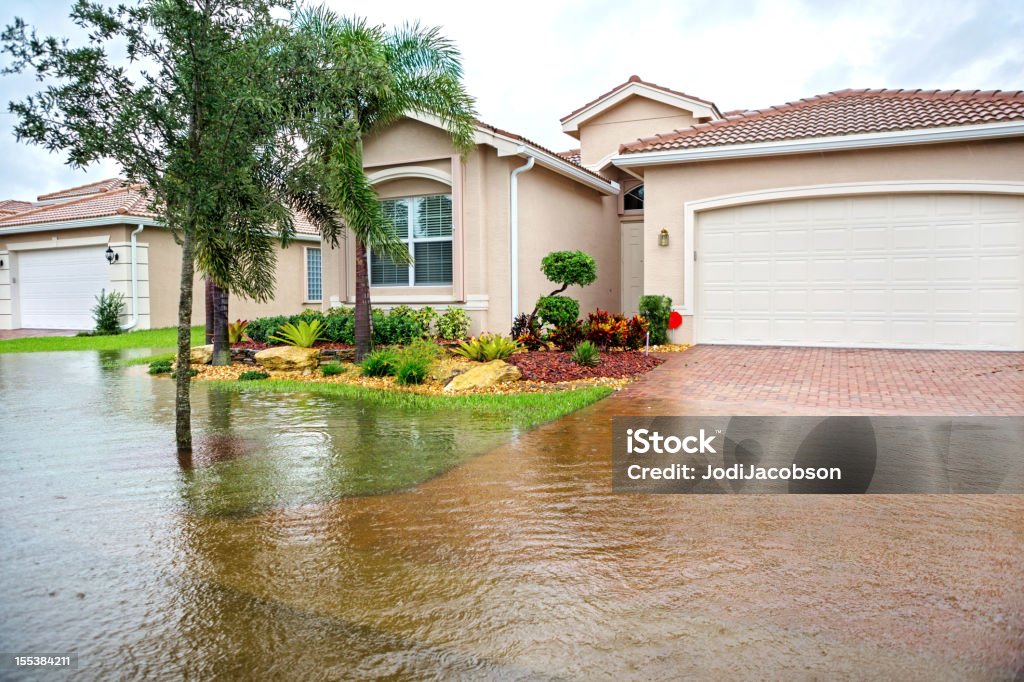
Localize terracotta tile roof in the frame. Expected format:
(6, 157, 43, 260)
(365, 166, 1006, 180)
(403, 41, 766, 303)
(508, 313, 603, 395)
(36, 178, 127, 201)
(556, 149, 581, 165)
(292, 211, 320, 236)
(561, 75, 717, 123)
(475, 120, 611, 183)
(0, 184, 155, 227)
(620, 88, 1024, 154)
(0, 199, 34, 215)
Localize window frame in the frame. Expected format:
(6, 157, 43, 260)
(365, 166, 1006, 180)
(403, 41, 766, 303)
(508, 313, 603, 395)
(622, 182, 645, 214)
(370, 193, 454, 288)
(304, 246, 322, 303)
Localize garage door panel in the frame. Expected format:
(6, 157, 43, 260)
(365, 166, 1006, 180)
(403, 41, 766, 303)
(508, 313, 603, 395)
(17, 246, 108, 330)
(696, 193, 1024, 350)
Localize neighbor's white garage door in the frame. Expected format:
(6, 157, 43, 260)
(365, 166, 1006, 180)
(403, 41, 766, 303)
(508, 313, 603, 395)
(696, 193, 1024, 350)
(17, 246, 109, 329)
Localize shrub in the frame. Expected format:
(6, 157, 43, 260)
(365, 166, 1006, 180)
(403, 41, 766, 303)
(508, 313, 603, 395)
(323, 306, 355, 344)
(411, 306, 438, 337)
(452, 333, 520, 362)
(535, 295, 580, 329)
(320, 363, 345, 377)
(395, 356, 431, 385)
(147, 359, 173, 375)
(228, 319, 249, 344)
(639, 295, 672, 345)
(511, 312, 544, 350)
(570, 340, 600, 367)
(361, 348, 400, 377)
(622, 315, 650, 350)
(585, 309, 627, 350)
(270, 319, 327, 348)
(548, 320, 585, 351)
(371, 308, 422, 346)
(436, 306, 471, 340)
(540, 251, 598, 291)
(238, 370, 269, 381)
(297, 308, 325, 323)
(402, 338, 442, 362)
(245, 315, 289, 343)
(92, 289, 125, 335)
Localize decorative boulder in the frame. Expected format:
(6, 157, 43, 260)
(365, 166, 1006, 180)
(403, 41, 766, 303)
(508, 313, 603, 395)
(444, 360, 521, 392)
(254, 346, 320, 372)
(430, 358, 471, 385)
(189, 344, 214, 365)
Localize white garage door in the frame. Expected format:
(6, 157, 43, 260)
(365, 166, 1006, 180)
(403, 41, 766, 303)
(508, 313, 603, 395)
(696, 193, 1024, 350)
(17, 246, 110, 329)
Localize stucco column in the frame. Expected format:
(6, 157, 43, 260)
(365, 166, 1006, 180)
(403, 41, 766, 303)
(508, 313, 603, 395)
(107, 241, 151, 330)
(0, 250, 10, 330)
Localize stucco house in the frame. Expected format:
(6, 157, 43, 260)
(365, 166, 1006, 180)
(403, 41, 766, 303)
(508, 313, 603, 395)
(1, 76, 1022, 351)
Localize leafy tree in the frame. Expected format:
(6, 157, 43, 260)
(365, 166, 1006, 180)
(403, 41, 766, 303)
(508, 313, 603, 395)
(526, 250, 597, 330)
(290, 8, 476, 360)
(3, 0, 341, 451)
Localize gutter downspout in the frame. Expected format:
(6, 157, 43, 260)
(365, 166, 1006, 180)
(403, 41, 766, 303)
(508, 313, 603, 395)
(510, 151, 535, 324)
(121, 224, 145, 331)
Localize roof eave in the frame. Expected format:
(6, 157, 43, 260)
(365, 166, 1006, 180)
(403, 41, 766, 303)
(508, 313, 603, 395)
(0, 214, 162, 235)
(612, 120, 1024, 168)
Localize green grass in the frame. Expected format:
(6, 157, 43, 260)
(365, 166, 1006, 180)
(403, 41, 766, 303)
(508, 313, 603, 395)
(0, 326, 204, 354)
(208, 379, 613, 430)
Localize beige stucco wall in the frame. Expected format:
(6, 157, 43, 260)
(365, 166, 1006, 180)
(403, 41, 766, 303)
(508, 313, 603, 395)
(323, 116, 622, 335)
(144, 227, 318, 328)
(518, 165, 620, 320)
(638, 137, 1024, 343)
(578, 97, 698, 166)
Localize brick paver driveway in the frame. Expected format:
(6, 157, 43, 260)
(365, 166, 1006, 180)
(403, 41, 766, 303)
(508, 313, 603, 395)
(621, 345, 1024, 415)
(0, 328, 80, 340)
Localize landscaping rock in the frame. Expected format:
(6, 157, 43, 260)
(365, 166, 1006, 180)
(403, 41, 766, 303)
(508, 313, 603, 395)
(254, 346, 320, 372)
(430, 358, 471, 385)
(190, 344, 214, 365)
(444, 360, 521, 392)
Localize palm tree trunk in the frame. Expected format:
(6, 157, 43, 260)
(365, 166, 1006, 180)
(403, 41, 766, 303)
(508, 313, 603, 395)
(204, 278, 214, 344)
(354, 238, 371, 360)
(211, 282, 230, 366)
(175, 231, 196, 453)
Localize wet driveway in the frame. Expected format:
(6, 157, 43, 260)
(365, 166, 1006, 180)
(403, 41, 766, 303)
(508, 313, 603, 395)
(0, 349, 1021, 679)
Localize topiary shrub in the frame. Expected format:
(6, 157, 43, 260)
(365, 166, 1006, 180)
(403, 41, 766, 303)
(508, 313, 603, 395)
(238, 370, 269, 381)
(436, 306, 471, 340)
(639, 295, 672, 345)
(92, 289, 125, 335)
(535, 295, 580, 329)
(540, 251, 597, 293)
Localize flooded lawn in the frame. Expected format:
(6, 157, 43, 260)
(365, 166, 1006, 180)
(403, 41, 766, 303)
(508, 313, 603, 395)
(1, 351, 1022, 679)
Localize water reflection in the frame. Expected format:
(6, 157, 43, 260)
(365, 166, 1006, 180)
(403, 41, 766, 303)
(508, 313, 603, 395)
(0, 351, 1021, 679)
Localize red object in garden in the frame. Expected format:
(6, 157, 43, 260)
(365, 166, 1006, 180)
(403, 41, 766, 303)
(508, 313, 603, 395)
(668, 311, 683, 329)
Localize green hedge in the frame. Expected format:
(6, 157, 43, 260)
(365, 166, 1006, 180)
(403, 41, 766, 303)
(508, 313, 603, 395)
(638, 295, 672, 345)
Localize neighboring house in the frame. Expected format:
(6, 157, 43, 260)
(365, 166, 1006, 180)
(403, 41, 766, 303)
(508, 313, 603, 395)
(1, 76, 1022, 351)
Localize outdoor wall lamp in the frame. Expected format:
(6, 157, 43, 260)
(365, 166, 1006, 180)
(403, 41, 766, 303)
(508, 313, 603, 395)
(105, 246, 119, 264)
(658, 228, 670, 247)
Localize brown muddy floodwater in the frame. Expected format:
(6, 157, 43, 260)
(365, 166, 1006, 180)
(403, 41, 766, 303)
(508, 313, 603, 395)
(1, 351, 1022, 680)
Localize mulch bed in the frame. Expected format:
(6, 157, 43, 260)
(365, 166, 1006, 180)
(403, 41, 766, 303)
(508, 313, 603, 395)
(507, 350, 663, 382)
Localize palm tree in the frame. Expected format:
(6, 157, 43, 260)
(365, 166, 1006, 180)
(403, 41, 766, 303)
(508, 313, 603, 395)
(291, 9, 476, 359)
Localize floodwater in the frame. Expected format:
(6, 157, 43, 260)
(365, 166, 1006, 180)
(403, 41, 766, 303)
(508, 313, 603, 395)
(1, 351, 1021, 680)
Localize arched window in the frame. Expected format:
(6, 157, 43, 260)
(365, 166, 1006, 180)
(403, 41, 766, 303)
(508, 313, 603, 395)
(624, 183, 644, 211)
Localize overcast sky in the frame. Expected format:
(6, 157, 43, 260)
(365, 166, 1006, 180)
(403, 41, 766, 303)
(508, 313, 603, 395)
(1, 0, 1021, 201)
